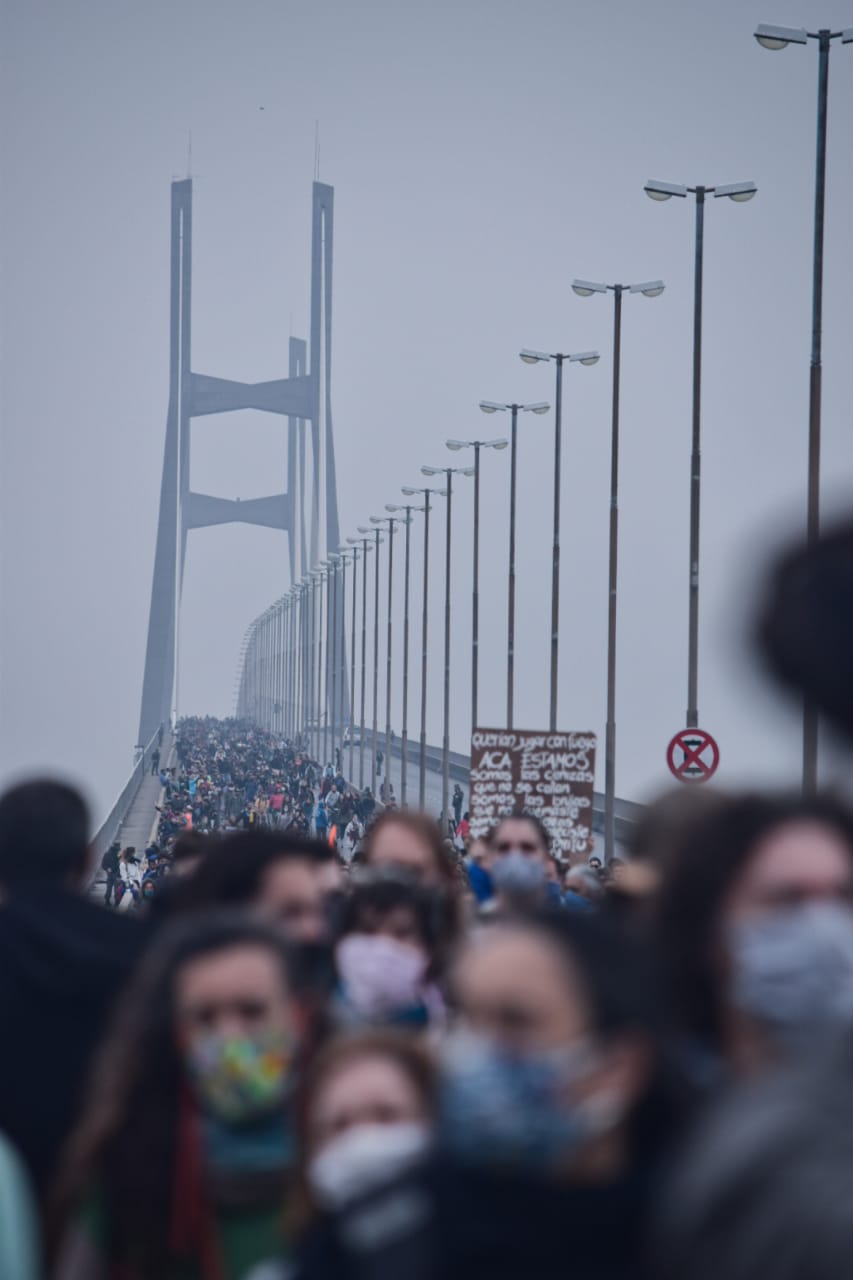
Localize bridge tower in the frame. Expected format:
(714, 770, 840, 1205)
(137, 179, 341, 746)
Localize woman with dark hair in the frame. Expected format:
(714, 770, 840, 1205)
(655, 791, 853, 1079)
(51, 915, 304, 1279)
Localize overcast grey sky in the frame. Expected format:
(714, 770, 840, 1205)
(2, 0, 853, 824)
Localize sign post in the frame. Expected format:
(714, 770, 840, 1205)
(666, 727, 720, 783)
(469, 728, 597, 857)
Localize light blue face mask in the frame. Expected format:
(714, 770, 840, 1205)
(438, 1031, 614, 1173)
(490, 849, 548, 896)
(730, 900, 853, 1049)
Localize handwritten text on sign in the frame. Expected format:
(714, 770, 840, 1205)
(469, 728, 597, 856)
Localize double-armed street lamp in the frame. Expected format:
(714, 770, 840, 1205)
(570, 278, 665, 862)
(402, 483, 447, 807)
(386, 501, 428, 805)
(347, 533, 377, 788)
(371, 513, 407, 803)
(445, 437, 508, 734)
(478, 400, 550, 729)
(421, 464, 474, 824)
(643, 178, 756, 738)
(754, 21, 853, 791)
(518, 349, 600, 733)
(358, 525, 385, 787)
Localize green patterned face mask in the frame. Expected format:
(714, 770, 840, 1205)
(186, 1028, 292, 1126)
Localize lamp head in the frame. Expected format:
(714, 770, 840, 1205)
(421, 465, 441, 476)
(446, 439, 467, 450)
(715, 181, 757, 202)
(754, 22, 808, 49)
(527, 402, 550, 415)
(570, 351, 600, 366)
(519, 349, 550, 364)
(644, 180, 688, 201)
(571, 279, 608, 296)
(489, 439, 509, 450)
(631, 280, 665, 298)
(479, 401, 504, 414)
(401, 486, 419, 496)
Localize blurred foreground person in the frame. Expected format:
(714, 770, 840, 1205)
(294, 912, 669, 1280)
(187, 830, 341, 944)
(0, 1132, 40, 1280)
(656, 791, 853, 1083)
(0, 780, 148, 1203)
(657, 1048, 853, 1280)
(358, 810, 458, 891)
(52, 915, 303, 1279)
(294, 1031, 434, 1228)
(758, 514, 853, 741)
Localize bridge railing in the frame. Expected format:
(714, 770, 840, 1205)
(90, 729, 161, 867)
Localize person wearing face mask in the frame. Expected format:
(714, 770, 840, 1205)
(292, 1030, 435, 1234)
(293, 913, 671, 1280)
(50, 915, 304, 1279)
(655, 791, 853, 1084)
(484, 811, 563, 913)
(332, 872, 449, 1030)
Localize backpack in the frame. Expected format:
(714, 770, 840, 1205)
(101, 845, 120, 874)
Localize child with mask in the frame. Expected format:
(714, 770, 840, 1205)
(332, 873, 450, 1031)
(51, 915, 304, 1279)
(292, 1030, 435, 1232)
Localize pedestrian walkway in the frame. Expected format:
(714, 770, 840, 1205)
(91, 733, 172, 892)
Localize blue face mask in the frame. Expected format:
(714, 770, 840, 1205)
(491, 850, 548, 896)
(438, 1031, 608, 1173)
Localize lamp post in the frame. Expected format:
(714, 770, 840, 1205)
(644, 177, 756, 735)
(371, 513, 405, 804)
(479, 400, 550, 728)
(445, 437, 509, 733)
(327, 553, 342, 769)
(754, 22, 853, 789)
(386, 502, 427, 805)
(338, 542, 356, 778)
(348, 534, 376, 789)
(570, 279, 665, 860)
(402, 484, 447, 807)
(518, 349, 600, 731)
(421, 465, 474, 825)
(358, 526, 384, 789)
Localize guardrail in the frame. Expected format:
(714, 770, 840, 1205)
(90, 729, 162, 865)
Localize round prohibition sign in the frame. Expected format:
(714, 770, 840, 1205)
(667, 728, 720, 784)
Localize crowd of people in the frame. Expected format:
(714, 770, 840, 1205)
(1, 518, 852, 1279)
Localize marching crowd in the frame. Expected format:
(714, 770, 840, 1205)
(0, 520, 852, 1278)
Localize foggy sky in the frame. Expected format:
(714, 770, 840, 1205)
(2, 0, 853, 826)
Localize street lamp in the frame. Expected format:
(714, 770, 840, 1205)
(326, 552, 343, 770)
(421, 464, 474, 825)
(371, 513, 405, 804)
(518, 350, 599, 732)
(358, 525, 384, 789)
(338, 546, 359, 782)
(402, 484, 447, 808)
(755, 21, 853, 791)
(348, 534, 377, 788)
(571, 277, 665, 861)
(445, 438, 508, 734)
(478, 400, 550, 728)
(644, 177, 756, 736)
(386, 502, 428, 805)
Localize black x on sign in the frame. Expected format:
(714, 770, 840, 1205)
(667, 728, 720, 783)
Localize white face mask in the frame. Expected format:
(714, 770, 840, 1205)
(308, 1120, 431, 1211)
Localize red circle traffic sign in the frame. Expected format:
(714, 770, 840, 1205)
(666, 728, 720, 783)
